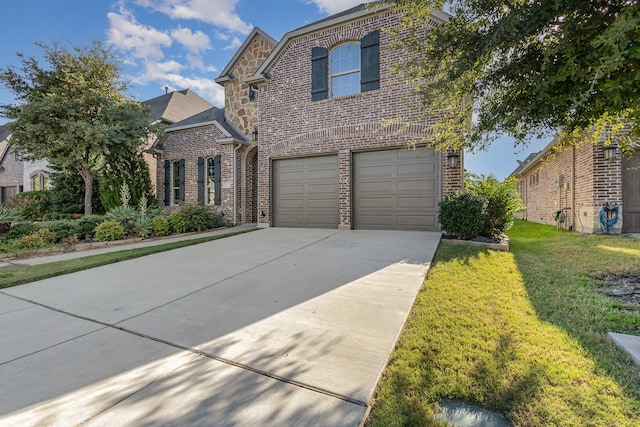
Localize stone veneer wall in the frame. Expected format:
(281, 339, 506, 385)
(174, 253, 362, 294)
(223, 35, 275, 137)
(0, 146, 24, 203)
(256, 9, 463, 228)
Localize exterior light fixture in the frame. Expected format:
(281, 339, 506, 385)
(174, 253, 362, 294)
(252, 127, 258, 141)
(446, 151, 460, 169)
(603, 143, 618, 161)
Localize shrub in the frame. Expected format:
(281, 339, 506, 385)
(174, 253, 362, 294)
(438, 191, 486, 239)
(466, 174, 525, 237)
(105, 205, 137, 235)
(4, 223, 40, 240)
(0, 204, 24, 223)
(211, 212, 226, 228)
(19, 228, 56, 249)
(99, 157, 154, 211)
(94, 220, 125, 242)
(77, 215, 105, 239)
(179, 204, 215, 232)
(61, 234, 79, 245)
(152, 216, 170, 237)
(45, 220, 81, 243)
(12, 191, 54, 220)
(132, 214, 153, 238)
(42, 212, 74, 221)
(49, 168, 104, 215)
(168, 212, 188, 234)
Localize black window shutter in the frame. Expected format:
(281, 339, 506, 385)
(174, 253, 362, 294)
(311, 46, 328, 101)
(163, 160, 170, 206)
(197, 157, 205, 205)
(178, 158, 185, 202)
(214, 154, 222, 206)
(361, 30, 380, 92)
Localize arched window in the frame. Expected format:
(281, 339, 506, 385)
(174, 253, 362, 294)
(30, 172, 49, 191)
(330, 42, 361, 97)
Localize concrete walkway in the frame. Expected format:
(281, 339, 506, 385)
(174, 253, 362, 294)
(0, 227, 441, 426)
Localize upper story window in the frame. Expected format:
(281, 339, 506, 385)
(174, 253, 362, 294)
(330, 42, 361, 98)
(311, 30, 380, 101)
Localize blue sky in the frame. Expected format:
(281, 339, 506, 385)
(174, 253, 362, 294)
(0, 0, 551, 179)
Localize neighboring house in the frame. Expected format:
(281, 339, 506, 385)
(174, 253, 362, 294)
(155, 3, 464, 231)
(0, 89, 211, 202)
(141, 89, 213, 194)
(510, 135, 640, 234)
(0, 123, 23, 204)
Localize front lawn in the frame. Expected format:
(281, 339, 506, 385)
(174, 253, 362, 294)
(366, 220, 640, 426)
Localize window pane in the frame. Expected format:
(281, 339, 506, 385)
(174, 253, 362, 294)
(331, 43, 360, 75)
(173, 161, 180, 188)
(332, 72, 361, 97)
(206, 158, 215, 204)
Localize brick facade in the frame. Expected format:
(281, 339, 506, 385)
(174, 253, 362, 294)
(155, 124, 241, 219)
(154, 7, 465, 229)
(514, 139, 624, 234)
(255, 8, 463, 228)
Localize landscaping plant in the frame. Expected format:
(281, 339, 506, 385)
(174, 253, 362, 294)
(12, 191, 54, 220)
(168, 212, 188, 234)
(466, 174, 524, 237)
(152, 216, 170, 237)
(438, 191, 485, 239)
(19, 228, 56, 249)
(94, 220, 124, 242)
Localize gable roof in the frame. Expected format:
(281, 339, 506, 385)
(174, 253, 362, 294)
(509, 151, 540, 178)
(215, 27, 277, 84)
(0, 123, 12, 165)
(148, 106, 248, 154)
(246, 2, 450, 85)
(141, 89, 213, 124)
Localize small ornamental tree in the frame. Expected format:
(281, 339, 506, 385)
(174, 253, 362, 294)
(0, 41, 160, 215)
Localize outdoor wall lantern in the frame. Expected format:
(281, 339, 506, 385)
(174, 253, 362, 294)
(447, 150, 460, 169)
(603, 143, 619, 161)
(252, 127, 258, 141)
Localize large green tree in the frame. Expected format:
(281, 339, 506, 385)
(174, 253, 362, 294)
(390, 0, 640, 152)
(0, 41, 157, 214)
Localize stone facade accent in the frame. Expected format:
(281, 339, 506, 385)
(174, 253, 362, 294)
(514, 139, 624, 234)
(222, 34, 275, 137)
(0, 145, 24, 204)
(256, 9, 464, 228)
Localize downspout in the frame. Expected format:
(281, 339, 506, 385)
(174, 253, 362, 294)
(233, 142, 242, 225)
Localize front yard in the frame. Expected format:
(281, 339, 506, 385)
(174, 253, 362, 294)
(367, 220, 640, 426)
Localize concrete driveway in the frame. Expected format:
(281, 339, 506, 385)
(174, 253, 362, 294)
(0, 227, 440, 426)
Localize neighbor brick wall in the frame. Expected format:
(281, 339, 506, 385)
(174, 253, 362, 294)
(256, 9, 463, 228)
(518, 140, 623, 233)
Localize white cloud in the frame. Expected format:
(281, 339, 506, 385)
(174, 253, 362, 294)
(224, 36, 243, 51)
(107, 9, 172, 60)
(129, 60, 223, 106)
(171, 27, 211, 53)
(307, 0, 367, 15)
(135, 0, 252, 34)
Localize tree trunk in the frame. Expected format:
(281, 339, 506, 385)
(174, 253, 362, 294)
(81, 169, 94, 216)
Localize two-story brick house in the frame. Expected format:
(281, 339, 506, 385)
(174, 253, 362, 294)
(155, 3, 464, 230)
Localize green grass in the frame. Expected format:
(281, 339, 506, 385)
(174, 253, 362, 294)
(366, 220, 640, 427)
(0, 229, 256, 289)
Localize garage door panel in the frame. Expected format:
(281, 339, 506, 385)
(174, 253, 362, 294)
(357, 181, 393, 193)
(358, 197, 394, 209)
(358, 165, 393, 178)
(397, 179, 434, 193)
(273, 155, 339, 229)
(354, 149, 439, 231)
(397, 196, 436, 209)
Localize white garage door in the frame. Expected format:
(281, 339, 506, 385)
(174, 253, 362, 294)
(353, 148, 439, 231)
(272, 155, 339, 228)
